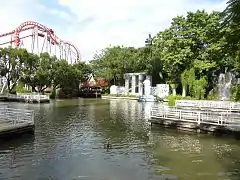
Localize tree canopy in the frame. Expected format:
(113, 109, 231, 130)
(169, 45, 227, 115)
(0, 1, 239, 100)
(0, 47, 91, 97)
(89, 7, 240, 100)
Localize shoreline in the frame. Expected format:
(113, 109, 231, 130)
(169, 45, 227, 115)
(101, 95, 139, 100)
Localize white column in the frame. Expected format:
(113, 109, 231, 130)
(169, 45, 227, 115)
(131, 75, 136, 94)
(139, 74, 143, 96)
(125, 77, 129, 95)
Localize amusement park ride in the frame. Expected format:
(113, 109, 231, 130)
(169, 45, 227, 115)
(0, 21, 81, 64)
(0, 21, 81, 94)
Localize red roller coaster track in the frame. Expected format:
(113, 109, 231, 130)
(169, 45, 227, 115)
(0, 21, 81, 64)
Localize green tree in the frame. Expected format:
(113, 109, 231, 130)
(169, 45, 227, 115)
(21, 52, 39, 91)
(222, 0, 240, 27)
(0, 47, 28, 93)
(91, 46, 130, 85)
(51, 60, 91, 97)
(154, 10, 226, 96)
(221, 0, 240, 74)
(153, 15, 193, 95)
(33, 53, 55, 93)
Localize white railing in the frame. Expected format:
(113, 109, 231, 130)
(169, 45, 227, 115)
(150, 87, 158, 96)
(16, 93, 49, 100)
(0, 107, 34, 126)
(176, 100, 240, 111)
(150, 105, 240, 127)
(0, 93, 49, 102)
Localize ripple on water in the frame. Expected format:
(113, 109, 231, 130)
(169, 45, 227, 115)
(0, 100, 240, 180)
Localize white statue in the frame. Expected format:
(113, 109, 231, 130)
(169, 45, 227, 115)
(143, 79, 151, 95)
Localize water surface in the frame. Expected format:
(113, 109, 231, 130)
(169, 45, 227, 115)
(0, 99, 240, 180)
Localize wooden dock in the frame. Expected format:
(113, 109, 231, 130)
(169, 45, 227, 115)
(0, 93, 50, 103)
(0, 107, 35, 138)
(149, 105, 240, 133)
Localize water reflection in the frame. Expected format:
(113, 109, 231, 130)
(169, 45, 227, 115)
(109, 100, 155, 122)
(0, 99, 239, 180)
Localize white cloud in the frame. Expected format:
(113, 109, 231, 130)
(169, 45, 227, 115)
(58, 0, 228, 61)
(0, 0, 228, 61)
(0, 0, 37, 32)
(0, 0, 39, 51)
(0, 0, 77, 63)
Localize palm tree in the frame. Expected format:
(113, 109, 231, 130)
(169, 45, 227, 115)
(221, 0, 240, 55)
(222, 0, 240, 26)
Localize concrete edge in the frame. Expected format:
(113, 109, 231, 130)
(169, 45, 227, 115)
(0, 124, 35, 139)
(101, 96, 139, 100)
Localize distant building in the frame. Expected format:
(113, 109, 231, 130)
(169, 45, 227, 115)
(80, 73, 109, 87)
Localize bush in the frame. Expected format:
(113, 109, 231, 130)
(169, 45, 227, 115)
(167, 95, 183, 106)
(231, 85, 240, 101)
(57, 88, 79, 98)
(192, 77, 207, 100)
(102, 86, 110, 94)
(167, 95, 195, 106)
(49, 89, 56, 99)
(207, 93, 218, 100)
(14, 83, 31, 94)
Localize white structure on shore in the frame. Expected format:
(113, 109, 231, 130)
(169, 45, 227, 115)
(109, 72, 170, 99)
(124, 72, 152, 96)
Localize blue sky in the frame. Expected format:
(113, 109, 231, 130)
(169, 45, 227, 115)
(0, 0, 227, 61)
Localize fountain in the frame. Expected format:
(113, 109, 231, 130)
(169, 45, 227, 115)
(217, 71, 233, 101)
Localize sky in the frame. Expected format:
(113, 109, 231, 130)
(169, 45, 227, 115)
(0, 0, 228, 61)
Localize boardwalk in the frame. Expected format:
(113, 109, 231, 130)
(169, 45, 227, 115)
(0, 107, 35, 137)
(150, 105, 240, 132)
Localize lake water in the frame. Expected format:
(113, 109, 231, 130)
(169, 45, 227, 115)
(0, 99, 240, 180)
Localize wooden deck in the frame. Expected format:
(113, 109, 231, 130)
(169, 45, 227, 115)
(149, 105, 240, 132)
(0, 107, 35, 138)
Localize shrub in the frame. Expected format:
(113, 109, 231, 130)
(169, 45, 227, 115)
(57, 88, 79, 98)
(192, 77, 208, 100)
(167, 95, 183, 106)
(231, 85, 240, 101)
(207, 93, 218, 100)
(167, 95, 195, 106)
(15, 83, 31, 94)
(49, 89, 56, 99)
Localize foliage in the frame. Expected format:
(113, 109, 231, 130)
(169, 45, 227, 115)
(12, 82, 31, 94)
(49, 88, 56, 99)
(91, 44, 152, 86)
(192, 77, 208, 99)
(222, 0, 240, 25)
(221, 0, 240, 74)
(1, 2, 239, 101)
(231, 85, 240, 101)
(167, 95, 196, 106)
(167, 95, 183, 106)
(89, 8, 240, 101)
(0, 47, 28, 93)
(207, 91, 219, 100)
(0, 47, 91, 97)
(180, 68, 195, 97)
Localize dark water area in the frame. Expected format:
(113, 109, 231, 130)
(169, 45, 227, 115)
(0, 99, 240, 180)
